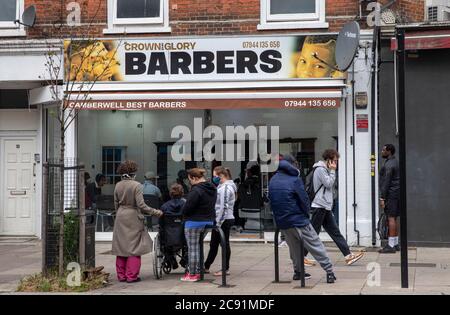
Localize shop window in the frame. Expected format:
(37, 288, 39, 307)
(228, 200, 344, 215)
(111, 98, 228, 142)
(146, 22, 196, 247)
(104, 0, 171, 34)
(258, 0, 328, 30)
(102, 147, 127, 184)
(0, 0, 25, 37)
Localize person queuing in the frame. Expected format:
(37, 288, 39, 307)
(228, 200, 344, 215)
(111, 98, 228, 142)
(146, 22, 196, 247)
(160, 183, 187, 269)
(379, 144, 400, 253)
(307, 149, 365, 265)
(111, 160, 163, 283)
(204, 166, 236, 276)
(269, 154, 336, 284)
(180, 168, 217, 282)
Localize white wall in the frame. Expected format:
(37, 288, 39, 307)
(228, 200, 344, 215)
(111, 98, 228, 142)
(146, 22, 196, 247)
(342, 35, 377, 248)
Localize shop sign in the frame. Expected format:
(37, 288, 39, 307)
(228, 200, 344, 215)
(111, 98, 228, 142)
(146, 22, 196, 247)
(66, 97, 341, 110)
(64, 35, 347, 83)
(356, 114, 369, 132)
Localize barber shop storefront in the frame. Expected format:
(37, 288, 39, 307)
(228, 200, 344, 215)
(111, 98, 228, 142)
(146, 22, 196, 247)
(53, 33, 376, 246)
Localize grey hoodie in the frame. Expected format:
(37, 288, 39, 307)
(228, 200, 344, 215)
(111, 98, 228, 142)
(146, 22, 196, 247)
(311, 160, 336, 211)
(215, 180, 237, 226)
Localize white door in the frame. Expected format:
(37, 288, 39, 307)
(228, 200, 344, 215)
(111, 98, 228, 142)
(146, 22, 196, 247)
(1, 138, 36, 235)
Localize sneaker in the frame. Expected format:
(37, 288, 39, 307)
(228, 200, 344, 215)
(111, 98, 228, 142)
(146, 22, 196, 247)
(180, 273, 200, 282)
(345, 252, 365, 265)
(304, 258, 316, 267)
(378, 245, 396, 254)
(293, 272, 311, 280)
(213, 270, 230, 276)
(394, 244, 400, 252)
(326, 272, 337, 284)
(278, 241, 288, 248)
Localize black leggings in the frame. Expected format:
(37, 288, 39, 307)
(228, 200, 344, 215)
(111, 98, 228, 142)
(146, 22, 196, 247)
(305, 208, 351, 257)
(205, 219, 234, 271)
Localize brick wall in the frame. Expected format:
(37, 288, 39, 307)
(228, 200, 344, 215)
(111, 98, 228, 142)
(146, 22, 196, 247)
(14, 0, 425, 39)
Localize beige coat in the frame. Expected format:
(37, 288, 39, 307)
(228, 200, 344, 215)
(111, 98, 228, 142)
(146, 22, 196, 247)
(112, 178, 160, 257)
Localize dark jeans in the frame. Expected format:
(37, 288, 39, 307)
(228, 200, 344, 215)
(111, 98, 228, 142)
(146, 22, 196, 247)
(306, 207, 351, 257)
(205, 219, 233, 271)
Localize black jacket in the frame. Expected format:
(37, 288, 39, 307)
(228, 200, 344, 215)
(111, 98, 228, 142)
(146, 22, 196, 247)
(182, 182, 217, 222)
(379, 155, 400, 200)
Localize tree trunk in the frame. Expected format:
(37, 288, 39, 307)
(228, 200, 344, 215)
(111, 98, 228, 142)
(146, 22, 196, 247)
(59, 119, 65, 277)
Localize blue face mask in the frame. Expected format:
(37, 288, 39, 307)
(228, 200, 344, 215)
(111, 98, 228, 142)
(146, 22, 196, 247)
(212, 176, 221, 186)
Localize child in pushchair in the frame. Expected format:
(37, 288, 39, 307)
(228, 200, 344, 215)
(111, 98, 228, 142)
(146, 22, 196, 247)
(158, 184, 188, 272)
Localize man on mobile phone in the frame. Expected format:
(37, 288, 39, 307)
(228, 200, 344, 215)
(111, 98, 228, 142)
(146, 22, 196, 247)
(379, 144, 400, 253)
(306, 149, 365, 265)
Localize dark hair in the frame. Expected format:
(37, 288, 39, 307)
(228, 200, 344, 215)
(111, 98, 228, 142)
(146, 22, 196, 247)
(187, 168, 207, 179)
(95, 173, 105, 183)
(384, 144, 396, 155)
(304, 35, 337, 45)
(322, 149, 340, 161)
(169, 183, 184, 199)
(116, 160, 138, 175)
(213, 166, 232, 179)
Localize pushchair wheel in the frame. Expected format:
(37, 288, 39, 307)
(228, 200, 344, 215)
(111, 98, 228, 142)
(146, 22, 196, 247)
(152, 233, 163, 279)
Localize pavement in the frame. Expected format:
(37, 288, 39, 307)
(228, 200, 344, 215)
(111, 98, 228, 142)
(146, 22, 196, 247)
(1, 237, 450, 295)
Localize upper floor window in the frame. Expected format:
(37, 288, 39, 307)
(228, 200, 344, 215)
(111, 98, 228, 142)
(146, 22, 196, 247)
(258, 0, 328, 30)
(104, 0, 171, 34)
(0, 0, 25, 36)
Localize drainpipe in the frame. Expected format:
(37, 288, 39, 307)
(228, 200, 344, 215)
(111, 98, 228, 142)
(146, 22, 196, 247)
(351, 63, 360, 246)
(371, 26, 380, 247)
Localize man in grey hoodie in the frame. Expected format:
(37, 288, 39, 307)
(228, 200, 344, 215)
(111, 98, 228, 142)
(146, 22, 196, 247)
(308, 149, 365, 266)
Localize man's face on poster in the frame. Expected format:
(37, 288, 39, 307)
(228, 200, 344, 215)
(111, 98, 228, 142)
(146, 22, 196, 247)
(296, 41, 336, 79)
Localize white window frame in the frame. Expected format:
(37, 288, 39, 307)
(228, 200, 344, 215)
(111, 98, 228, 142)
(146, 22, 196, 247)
(0, 0, 26, 37)
(104, 0, 171, 34)
(258, 0, 328, 30)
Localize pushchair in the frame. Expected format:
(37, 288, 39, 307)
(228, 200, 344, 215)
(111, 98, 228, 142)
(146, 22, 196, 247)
(152, 214, 188, 279)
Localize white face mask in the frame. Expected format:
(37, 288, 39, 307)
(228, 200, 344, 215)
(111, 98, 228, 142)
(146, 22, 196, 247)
(122, 174, 136, 180)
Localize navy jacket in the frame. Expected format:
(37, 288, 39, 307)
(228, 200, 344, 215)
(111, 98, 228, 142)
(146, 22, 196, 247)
(269, 160, 311, 229)
(161, 198, 186, 216)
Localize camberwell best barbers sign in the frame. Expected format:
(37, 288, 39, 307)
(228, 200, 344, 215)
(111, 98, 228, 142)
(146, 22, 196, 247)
(64, 35, 345, 83)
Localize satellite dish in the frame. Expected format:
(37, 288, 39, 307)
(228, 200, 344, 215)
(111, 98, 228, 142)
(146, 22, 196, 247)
(335, 21, 360, 72)
(14, 5, 36, 27)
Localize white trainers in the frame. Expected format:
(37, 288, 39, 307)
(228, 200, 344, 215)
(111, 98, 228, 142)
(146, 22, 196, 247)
(278, 241, 288, 248)
(345, 252, 365, 265)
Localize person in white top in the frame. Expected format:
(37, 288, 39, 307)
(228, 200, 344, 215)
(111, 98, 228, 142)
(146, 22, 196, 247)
(204, 166, 237, 276)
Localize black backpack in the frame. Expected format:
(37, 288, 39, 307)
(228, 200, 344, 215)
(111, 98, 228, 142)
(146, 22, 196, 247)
(304, 166, 325, 204)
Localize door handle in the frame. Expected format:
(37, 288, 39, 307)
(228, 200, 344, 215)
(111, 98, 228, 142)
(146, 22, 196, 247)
(33, 163, 36, 177)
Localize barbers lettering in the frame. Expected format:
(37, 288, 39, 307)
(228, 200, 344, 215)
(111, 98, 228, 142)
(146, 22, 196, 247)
(125, 50, 282, 75)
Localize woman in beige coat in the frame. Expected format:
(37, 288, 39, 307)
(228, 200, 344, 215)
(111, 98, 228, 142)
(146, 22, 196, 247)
(112, 160, 163, 283)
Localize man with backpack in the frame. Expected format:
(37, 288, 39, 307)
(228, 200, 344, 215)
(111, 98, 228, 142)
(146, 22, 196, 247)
(269, 154, 337, 284)
(305, 149, 365, 265)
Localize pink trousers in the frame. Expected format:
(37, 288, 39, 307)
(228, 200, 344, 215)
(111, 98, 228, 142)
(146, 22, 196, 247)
(116, 256, 141, 282)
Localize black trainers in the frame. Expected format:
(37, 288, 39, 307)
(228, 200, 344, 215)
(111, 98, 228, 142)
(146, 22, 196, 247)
(326, 272, 336, 284)
(293, 272, 311, 280)
(394, 244, 400, 252)
(379, 245, 396, 253)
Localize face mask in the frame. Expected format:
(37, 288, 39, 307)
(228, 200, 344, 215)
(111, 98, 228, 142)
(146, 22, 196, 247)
(212, 176, 221, 186)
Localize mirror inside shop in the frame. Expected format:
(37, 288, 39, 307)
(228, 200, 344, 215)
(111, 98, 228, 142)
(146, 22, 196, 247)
(75, 108, 338, 234)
